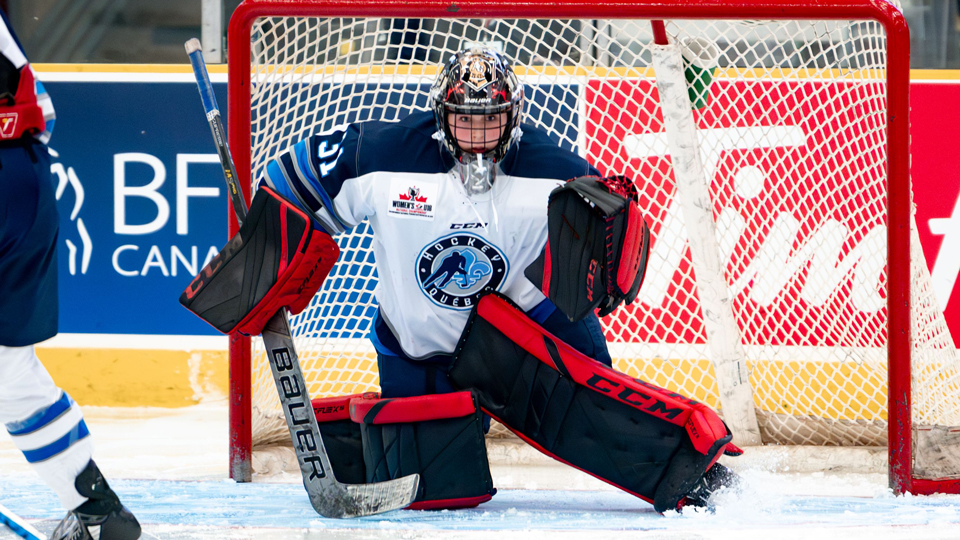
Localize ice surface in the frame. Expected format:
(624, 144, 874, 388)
(2, 405, 960, 539)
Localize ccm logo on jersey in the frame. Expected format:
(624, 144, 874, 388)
(388, 179, 437, 220)
(450, 222, 487, 229)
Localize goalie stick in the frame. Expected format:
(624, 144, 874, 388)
(0, 503, 44, 540)
(184, 38, 419, 518)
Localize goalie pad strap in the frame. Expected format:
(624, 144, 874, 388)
(449, 293, 733, 512)
(179, 185, 340, 336)
(313, 392, 496, 511)
(312, 392, 379, 422)
(349, 391, 478, 425)
(311, 394, 367, 485)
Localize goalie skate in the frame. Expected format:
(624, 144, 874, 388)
(678, 463, 741, 512)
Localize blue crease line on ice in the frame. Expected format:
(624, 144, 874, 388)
(1, 476, 959, 532)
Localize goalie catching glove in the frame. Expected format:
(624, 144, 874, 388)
(525, 175, 650, 320)
(179, 185, 339, 336)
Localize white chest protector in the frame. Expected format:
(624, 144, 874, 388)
(339, 169, 562, 358)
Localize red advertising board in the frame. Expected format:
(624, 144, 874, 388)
(582, 77, 960, 348)
(912, 82, 960, 347)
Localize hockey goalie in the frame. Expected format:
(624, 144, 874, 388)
(182, 46, 740, 513)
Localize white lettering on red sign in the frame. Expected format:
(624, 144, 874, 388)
(585, 79, 890, 347)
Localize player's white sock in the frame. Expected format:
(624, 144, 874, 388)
(0, 345, 93, 510)
(0, 345, 60, 420)
(27, 437, 94, 510)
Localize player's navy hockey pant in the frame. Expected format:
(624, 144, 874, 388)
(0, 139, 57, 346)
(373, 299, 612, 398)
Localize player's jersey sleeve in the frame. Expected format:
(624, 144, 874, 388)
(259, 124, 372, 234)
(258, 112, 450, 235)
(33, 71, 54, 143)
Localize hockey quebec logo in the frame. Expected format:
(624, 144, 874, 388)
(417, 233, 508, 310)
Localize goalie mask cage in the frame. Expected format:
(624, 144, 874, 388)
(227, 0, 960, 494)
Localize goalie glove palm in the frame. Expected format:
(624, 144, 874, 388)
(525, 175, 650, 321)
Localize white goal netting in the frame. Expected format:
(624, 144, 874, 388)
(237, 14, 960, 480)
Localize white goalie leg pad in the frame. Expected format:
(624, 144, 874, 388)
(0, 345, 93, 510)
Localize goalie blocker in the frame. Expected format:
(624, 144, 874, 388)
(449, 292, 741, 512)
(179, 185, 339, 336)
(312, 391, 496, 510)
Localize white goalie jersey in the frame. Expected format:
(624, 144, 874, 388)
(260, 110, 599, 359)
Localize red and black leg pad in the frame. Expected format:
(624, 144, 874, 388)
(449, 292, 738, 513)
(352, 392, 496, 510)
(179, 185, 339, 336)
(312, 392, 497, 510)
(312, 393, 372, 485)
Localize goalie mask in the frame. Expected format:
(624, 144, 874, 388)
(431, 48, 524, 197)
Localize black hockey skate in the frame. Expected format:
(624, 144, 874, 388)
(679, 463, 741, 511)
(49, 460, 141, 540)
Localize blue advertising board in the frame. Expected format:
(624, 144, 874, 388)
(44, 74, 229, 336)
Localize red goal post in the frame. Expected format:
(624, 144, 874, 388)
(226, 0, 960, 496)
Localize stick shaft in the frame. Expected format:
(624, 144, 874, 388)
(184, 38, 418, 518)
(185, 38, 247, 225)
(0, 503, 45, 540)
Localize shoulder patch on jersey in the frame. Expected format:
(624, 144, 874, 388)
(417, 233, 508, 310)
(388, 177, 438, 220)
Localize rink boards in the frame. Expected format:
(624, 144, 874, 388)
(25, 65, 960, 410)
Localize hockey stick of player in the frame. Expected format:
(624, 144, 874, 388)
(185, 39, 419, 518)
(0, 503, 45, 540)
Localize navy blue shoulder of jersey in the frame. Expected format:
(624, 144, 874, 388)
(356, 111, 454, 176)
(310, 111, 452, 202)
(262, 111, 599, 223)
(261, 111, 448, 220)
(500, 124, 601, 181)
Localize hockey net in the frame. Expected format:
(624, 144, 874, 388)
(228, 0, 960, 491)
